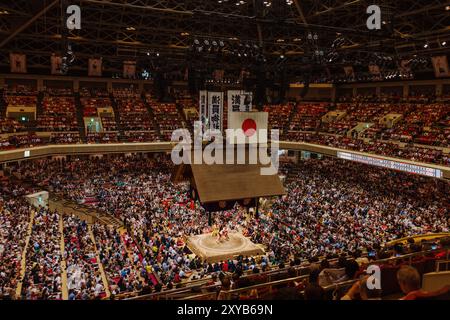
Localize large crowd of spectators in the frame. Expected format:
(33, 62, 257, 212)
(6, 154, 447, 299)
(0, 196, 33, 300)
(20, 208, 62, 300)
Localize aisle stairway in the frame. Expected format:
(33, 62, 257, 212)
(74, 92, 86, 142)
(15, 210, 35, 298)
(88, 225, 111, 298)
(36, 91, 44, 116)
(59, 213, 69, 300)
(175, 102, 188, 130)
(109, 92, 125, 138)
(141, 93, 163, 140)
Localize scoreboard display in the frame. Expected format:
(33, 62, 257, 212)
(337, 152, 443, 178)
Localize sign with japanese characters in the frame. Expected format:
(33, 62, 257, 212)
(208, 92, 223, 132)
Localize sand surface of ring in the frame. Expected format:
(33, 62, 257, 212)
(187, 231, 265, 262)
(197, 233, 247, 252)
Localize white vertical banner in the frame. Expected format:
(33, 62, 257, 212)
(227, 90, 242, 126)
(208, 91, 223, 132)
(199, 90, 208, 132)
(241, 92, 252, 112)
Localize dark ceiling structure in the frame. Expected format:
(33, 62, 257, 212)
(0, 0, 449, 83)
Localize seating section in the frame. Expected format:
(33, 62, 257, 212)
(0, 197, 32, 300)
(264, 104, 293, 131)
(0, 86, 449, 165)
(0, 134, 43, 150)
(384, 104, 449, 146)
(21, 208, 62, 300)
(114, 89, 152, 131)
(0, 119, 26, 133)
(150, 100, 183, 140)
(93, 225, 143, 295)
(37, 95, 78, 132)
(50, 132, 80, 144)
(80, 87, 118, 143)
(2, 87, 37, 133)
(63, 215, 106, 300)
(288, 103, 329, 131)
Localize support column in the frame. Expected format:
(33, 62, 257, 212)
(73, 80, 79, 93)
(107, 81, 113, 93)
(403, 84, 409, 99)
(37, 79, 44, 91)
(436, 83, 443, 99)
(331, 86, 337, 102)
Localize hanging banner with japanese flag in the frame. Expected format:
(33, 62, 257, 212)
(51, 55, 62, 75)
(208, 92, 223, 132)
(123, 60, 136, 79)
(10, 53, 27, 73)
(399, 59, 412, 75)
(368, 63, 381, 75)
(431, 55, 449, 78)
(343, 66, 354, 78)
(213, 69, 224, 82)
(88, 58, 102, 77)
(199, 90, 208, 132)
(228, 112, 268, 144)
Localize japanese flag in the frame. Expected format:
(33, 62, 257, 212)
(228, 112, 268, 144)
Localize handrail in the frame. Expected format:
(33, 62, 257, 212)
(369, 248, 449, 265)
(385, 233, 450, 247)
(181, 292, 218, 300)
(126, 283, 221, 301)
(220, 275, 309, 300)
(436, 260, 450, 272)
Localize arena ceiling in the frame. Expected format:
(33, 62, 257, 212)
(0, 0, 449, 81)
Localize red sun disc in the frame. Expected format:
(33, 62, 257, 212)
(242, 118, 257, 137)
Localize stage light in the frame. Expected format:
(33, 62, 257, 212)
(423, 43, 428, 48)
(442, 41, 447, 46)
